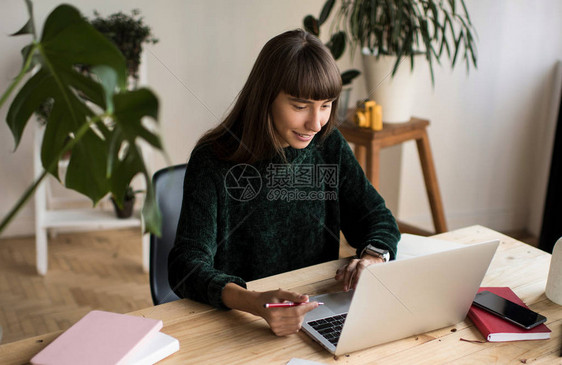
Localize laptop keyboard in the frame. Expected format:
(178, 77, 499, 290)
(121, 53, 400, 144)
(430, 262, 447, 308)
(307, 313, 348, 346)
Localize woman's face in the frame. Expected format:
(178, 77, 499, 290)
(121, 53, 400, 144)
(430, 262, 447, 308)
(271, 91, 334, 149)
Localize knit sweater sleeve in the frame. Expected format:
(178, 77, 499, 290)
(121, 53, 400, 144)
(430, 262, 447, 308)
(330, 130, 401, 259)
(168, 146, 246, 309)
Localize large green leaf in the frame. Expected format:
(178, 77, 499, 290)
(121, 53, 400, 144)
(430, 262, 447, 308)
(1, 3, 165, 236)
(65, 126, 110, 201)
(6, 4, 126, 193)
(109, 88, 162, 235)
(40, 6, 126, 87)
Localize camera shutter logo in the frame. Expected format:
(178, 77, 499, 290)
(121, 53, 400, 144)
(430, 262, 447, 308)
(224, 164, 262, 202)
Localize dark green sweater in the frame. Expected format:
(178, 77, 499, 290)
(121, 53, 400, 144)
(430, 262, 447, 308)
(168, 129, 400, 309)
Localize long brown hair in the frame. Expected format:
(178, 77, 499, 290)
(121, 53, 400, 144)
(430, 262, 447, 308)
(196, 29, 342, 163)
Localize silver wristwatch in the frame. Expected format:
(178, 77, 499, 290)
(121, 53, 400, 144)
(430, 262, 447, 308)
(360, 244, 390, 262)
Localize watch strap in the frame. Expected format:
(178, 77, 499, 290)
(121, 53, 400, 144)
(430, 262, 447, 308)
(360, 244, 390, 262)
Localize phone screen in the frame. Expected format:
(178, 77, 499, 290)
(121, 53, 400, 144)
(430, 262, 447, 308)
(472, 291, 547, 330)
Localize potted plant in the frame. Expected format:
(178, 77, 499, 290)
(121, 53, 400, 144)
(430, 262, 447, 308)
(0, 1, 165, 236)
(111, 186, 142, 219)
(329, 0, 478, 122)
(88, 9, 158, 86)
(303, 0, 361, 123)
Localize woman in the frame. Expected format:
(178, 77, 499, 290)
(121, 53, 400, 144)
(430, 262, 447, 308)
(168, 29, 400, 336)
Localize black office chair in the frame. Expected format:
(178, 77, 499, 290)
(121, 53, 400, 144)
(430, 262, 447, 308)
(149, 164, 186, 305)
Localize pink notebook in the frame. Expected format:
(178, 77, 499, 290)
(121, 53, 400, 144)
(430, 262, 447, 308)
(31, 310, 163, 365)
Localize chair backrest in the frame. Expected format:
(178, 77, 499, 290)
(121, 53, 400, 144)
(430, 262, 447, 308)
(149, 164, 186, 305)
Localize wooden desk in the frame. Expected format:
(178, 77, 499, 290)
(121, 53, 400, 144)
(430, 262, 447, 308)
(338, 118, 447, 234)
(1, 226, 560, 364)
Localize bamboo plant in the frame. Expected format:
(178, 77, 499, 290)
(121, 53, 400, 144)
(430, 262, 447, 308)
(0, 1, 165, 236)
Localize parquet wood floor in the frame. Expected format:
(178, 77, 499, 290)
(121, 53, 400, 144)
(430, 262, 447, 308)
(0, 228, 152, 345)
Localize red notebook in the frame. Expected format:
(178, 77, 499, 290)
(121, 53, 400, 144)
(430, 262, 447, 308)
(468, 287, 551, 342)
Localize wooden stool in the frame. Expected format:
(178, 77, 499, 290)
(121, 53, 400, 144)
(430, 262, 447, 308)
(338, 117, 448, 234)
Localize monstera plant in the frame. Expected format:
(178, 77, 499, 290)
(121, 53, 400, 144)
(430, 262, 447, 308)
(0, 1, 164, 236)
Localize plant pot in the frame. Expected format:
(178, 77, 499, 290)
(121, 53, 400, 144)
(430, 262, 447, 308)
(361, 51, 417, 123)
(111, 196, 135, 219)
(337, 85, 352, 125)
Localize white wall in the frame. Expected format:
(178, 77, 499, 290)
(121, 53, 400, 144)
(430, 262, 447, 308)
(0, 1, 36, 236)
(0, 0, 561, 237)
(393, 1, 562, 234)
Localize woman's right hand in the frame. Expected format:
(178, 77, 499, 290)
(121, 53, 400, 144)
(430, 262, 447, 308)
(255, 289, 320, 336)
(222, 284, 319, 336)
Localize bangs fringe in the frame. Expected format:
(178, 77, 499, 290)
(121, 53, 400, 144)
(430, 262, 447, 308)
(283, 46, 342, 100)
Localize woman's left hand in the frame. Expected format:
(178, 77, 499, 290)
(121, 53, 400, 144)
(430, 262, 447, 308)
(335, 255, 385, 291)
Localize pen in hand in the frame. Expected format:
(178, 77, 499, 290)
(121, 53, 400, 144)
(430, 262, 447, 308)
(263, 302, 324, 308)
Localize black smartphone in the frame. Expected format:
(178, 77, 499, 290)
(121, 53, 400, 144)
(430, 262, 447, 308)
(472, 291, 547, 330)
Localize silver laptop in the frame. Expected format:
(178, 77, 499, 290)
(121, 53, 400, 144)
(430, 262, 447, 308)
(301, 237, 499, 355)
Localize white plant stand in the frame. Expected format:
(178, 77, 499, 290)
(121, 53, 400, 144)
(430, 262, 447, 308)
(33, 124, 150, 275)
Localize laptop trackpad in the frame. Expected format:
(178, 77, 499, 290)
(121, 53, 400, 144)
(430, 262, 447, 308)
(308, 291, 354, 318)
